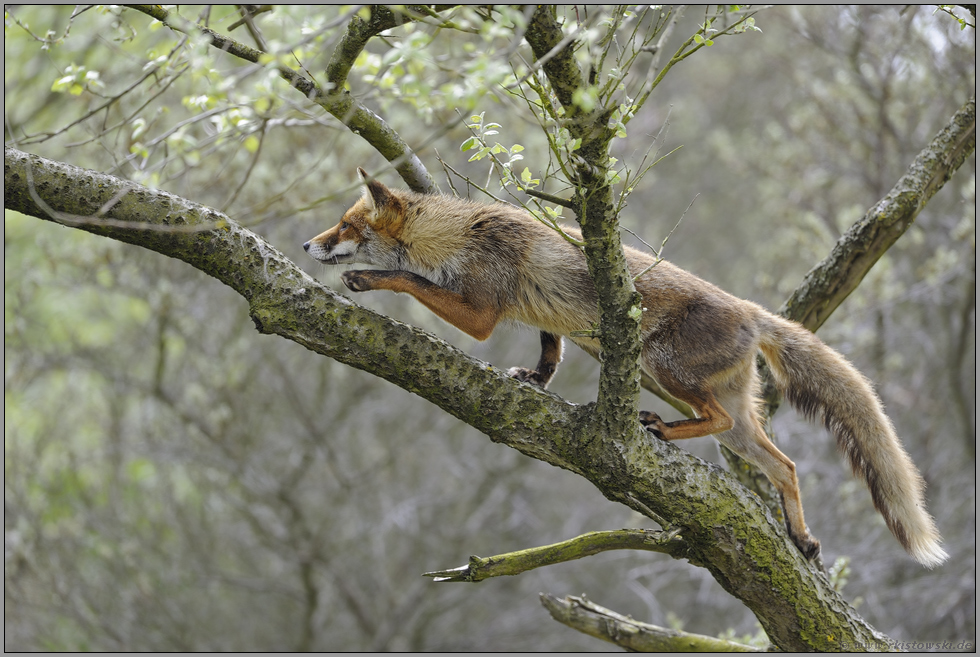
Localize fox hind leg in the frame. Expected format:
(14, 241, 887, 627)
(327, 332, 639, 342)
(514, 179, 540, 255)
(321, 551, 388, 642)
(637, 365, 736, 441)
(509, 332, 562, 388)
(640, 361, 822, 563)
(714, 390, 822, 562)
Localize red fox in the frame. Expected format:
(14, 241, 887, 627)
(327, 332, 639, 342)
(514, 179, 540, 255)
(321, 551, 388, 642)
(304, 168, 948, 568)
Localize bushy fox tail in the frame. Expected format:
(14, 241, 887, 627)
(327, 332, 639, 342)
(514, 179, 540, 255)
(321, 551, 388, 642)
(757, 313, 948, 568)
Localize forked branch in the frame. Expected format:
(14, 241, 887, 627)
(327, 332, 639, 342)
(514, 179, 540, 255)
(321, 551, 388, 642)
(123, 4, 439, 192)
(541, 594, 765, 652)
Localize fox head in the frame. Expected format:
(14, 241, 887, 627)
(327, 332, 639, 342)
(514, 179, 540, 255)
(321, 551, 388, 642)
(303, 168, 405, 267)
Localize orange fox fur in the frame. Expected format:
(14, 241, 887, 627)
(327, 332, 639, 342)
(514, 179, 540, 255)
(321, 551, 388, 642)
(304, 168, 947, 568)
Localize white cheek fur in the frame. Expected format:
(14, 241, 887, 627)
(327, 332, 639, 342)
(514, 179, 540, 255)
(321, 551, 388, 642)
(328, 240, 359, 258)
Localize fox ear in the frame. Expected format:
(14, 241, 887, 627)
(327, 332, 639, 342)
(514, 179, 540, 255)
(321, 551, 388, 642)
(356, 168, 403, 231)
(357, 168, 396, 214)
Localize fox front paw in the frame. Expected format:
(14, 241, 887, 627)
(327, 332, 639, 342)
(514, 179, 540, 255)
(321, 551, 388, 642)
(341, 270, 374, 292)
(507, 366, 549, 388)
(638, 410, 668, 439)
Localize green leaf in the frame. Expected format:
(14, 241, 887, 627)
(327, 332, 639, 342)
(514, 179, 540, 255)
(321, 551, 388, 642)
(253, 96, 272, 114)
(130, 118, 147, 141)
(571, 86, 597, 112)
(468, 147, 490, 162)
(51, 76, 74, 93)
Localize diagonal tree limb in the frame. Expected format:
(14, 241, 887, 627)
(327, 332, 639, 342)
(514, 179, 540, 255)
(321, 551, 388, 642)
(3, 146, 579, 463)
(323, 5, 453, 91)
(5, 145, 892, 651)
(759, 95, 975, 416)
(722, 96, 976, 516)
(780, 96, 975, 332)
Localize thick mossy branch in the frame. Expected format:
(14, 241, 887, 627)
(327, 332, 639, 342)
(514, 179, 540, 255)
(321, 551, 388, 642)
(324, 5, 453, 88)
(2, 146, 571, 454)
(524, 6, 585, 112)
(721, 97, 976, 511)
(4, 147, 894, 651)
(423, 529, 684, 582)
(541, 594, 764, 652)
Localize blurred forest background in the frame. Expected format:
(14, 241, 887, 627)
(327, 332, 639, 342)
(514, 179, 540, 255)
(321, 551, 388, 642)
(4, 5, 975, 651)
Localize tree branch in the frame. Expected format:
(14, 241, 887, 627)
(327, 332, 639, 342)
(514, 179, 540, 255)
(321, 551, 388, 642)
(757, 95, 976, 417)
(634, 7, 761, 116)
(734, 96, 976, 519)
(423, 529, 684, 582)
(3, 146, 569, 456)
(780, 96, 975, 331)
(524, 7, 586, 112)
(540, 594, 764, 652)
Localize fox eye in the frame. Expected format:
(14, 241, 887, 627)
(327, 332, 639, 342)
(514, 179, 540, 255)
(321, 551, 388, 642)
(340, 222, 350, 231)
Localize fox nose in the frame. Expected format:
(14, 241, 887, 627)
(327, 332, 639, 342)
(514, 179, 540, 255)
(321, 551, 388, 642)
(302, 241, 311, 251)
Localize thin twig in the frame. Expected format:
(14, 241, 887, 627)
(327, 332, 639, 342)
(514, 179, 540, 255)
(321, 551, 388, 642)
(631, 194, 698, 281)
(221, 119, 269, 211)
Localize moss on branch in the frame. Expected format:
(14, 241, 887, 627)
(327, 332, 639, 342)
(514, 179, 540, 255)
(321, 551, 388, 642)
(423, 529, 684, 582)
(541, 594, 765, 652)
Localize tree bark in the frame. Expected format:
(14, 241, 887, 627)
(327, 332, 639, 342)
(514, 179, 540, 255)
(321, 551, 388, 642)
(423, 529, 683, 582)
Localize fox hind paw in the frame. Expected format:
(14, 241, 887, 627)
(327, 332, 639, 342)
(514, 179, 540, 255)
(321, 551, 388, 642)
(508, 366, 549, 387)
(790, 531, 823, 567)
